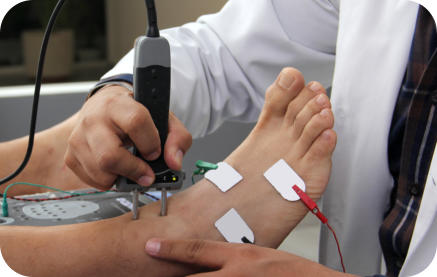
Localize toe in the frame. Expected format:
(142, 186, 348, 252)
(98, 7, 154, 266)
(262, 68, 305, 118)
(285, 81, 326, 125)
(298, 129, 337, 197)
(306, 129, 337, 161)
(294, 108, 334, 157)
(290, 93, 331, 140)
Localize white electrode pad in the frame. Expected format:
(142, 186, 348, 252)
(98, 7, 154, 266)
(205, 162, 243, 192)
(215, 208, 254, 244)
(263, 159, 306, 201)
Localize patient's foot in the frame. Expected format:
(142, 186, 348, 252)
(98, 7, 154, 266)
(169, 67, 336, 247)
(227, 67, 336, 199)
(222, 68, 336, 245)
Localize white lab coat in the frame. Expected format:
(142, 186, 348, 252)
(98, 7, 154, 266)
(104, 0, 436, 275)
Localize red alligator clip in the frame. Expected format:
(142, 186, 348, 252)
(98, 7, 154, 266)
(292, 185, 328, 224)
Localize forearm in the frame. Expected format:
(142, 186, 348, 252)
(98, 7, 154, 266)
(0, 114, 86, 195)
(0, 219, 125, 276)
(0, 202, 197, 277)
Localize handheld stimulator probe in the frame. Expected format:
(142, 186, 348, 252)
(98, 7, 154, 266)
(116, 0, 184, 219)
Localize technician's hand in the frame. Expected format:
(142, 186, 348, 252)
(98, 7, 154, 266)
(65, 85, 192, 190)
(145, 238, 353, 277)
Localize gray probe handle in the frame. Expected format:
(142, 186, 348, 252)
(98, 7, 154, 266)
(116, 36, 184, 193)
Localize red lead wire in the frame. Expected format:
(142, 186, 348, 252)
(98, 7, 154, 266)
(292, 185, 346, 273)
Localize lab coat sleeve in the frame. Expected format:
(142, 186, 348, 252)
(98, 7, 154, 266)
(102, 0, 339, 138)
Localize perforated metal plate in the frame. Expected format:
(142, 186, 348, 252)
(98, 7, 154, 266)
(0, 190, 157, 226)
(23, 201, 99, 220)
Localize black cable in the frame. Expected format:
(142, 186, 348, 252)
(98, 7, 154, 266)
(0, 0, 67, 186)
(145, 0, 159, 37)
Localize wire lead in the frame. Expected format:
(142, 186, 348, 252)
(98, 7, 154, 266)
(0, 0, 67, 186)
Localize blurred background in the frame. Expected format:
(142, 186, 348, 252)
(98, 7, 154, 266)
(0, 0, 228, 85)
(0, 0, 319, 262)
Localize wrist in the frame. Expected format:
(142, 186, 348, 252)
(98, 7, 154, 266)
(87, 74, 133, 100)
(87, 81, 134, 100)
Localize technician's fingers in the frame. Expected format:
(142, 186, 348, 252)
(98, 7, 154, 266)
(145, 238, 229, 268)
(87, 126, 155, 187)
(65, 127, 113, 190)
(67, 133, 120, 190)
(64, 149, 107, 190)
(110, 100, 161, 161)
(106, 147, 156, 187)
(164, 113, 193, 170)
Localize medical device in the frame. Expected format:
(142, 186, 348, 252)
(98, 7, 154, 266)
(197, 162, 254, 243)
(264, 159, 306, 201)
(0, 188, 157, 226)
(204, 162, 243, 192)
(116, 0, 184, 219)
(215, 208, 254, 244)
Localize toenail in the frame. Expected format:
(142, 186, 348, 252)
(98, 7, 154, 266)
(309, 82, 323, 92)
(278, 71, 295, 89)
(320, 109, 330, 117)
(322, 130, 332, 140)
(316, 94, 328, 106)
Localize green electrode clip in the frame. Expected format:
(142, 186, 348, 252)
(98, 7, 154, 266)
(192, 160, 218, 184)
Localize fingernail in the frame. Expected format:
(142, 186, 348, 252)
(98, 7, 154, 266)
(175, 150, 183, 167)
(146, 151, 160, 161)
(145, 239, 161, 256)
(278, 71, 295, 89)
(138, 175, 154, 187)
(309, 82, 323, 92)
(316, 94, 327, 106)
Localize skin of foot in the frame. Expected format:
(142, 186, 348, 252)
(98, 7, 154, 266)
(0, 67, 337, 276)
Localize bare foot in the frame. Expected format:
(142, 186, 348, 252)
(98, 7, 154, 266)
(185, 67, 337, 246)
(227, 67, 336, 200)
(167, 67, 337, 248)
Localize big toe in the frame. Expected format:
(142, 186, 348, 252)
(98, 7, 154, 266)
(262, 67, 305, 118)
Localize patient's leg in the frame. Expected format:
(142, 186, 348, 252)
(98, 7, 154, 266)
(0, 68, 336, 276)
